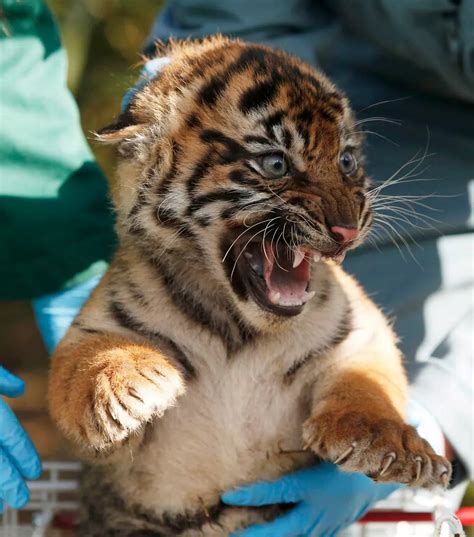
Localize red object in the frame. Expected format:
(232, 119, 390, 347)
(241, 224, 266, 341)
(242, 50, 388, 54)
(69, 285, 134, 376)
(361, 507, 474, 526)
(52, 511, 77, 529)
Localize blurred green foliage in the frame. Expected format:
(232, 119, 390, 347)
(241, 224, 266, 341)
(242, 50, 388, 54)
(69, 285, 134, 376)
(47, 0, 164, 178)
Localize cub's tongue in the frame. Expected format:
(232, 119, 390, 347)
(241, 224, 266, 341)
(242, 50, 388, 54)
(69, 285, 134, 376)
(262, 241, 314, 307)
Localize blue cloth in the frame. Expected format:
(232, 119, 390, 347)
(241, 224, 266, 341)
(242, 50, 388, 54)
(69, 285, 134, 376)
(0, 367, 41, 512)
(121, 57, 171, 112)
(32, 273, 102, 353)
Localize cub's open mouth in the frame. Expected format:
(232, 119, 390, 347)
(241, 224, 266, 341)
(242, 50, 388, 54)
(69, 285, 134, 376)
(233, 239, 341, 317)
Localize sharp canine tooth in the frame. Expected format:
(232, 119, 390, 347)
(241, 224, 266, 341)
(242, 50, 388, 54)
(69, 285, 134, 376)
(313, 252, 322, 262)
(269, 291, 281, 303)
(293, 249, 305, 268)
(305, 291, 316, 301)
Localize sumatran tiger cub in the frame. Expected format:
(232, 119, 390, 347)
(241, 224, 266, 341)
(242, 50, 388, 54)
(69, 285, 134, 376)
(48, 36, 451, 536)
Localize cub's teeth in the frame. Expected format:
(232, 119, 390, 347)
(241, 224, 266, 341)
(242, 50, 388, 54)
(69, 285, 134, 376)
(244, 252, 253, 259)
(269, 291, 281, 304)
(278, 297, 303, 307)
(293, 249, 305, 268)
(313, 252, 322, 262)
(305, 291, 316, 302)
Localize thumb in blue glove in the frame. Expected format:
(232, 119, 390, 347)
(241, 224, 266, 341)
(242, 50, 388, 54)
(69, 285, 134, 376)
(222, 462, 398, 537)
(0, 366, 42, 512)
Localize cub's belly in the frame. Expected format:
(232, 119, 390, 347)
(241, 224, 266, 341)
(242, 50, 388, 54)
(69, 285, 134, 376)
(116, 375, 312, 518)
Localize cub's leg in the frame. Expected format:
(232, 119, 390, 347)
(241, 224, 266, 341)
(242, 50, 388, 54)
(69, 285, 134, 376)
(48, 333, 184, 455)
(303, 348, 451, 488)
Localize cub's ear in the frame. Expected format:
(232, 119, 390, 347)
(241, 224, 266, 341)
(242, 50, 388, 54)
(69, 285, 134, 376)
(97, 56, 172, 144)
(96, 108, 144, 144)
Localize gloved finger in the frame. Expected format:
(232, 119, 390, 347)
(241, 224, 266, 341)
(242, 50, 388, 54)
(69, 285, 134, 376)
(305, 520, 328, 536)
(326, 521, 356, 537)
(307, 515, 332, 537)
(0, 400, 41, 480)
(334, 498, 382, 536)
(222, 474, 302, 506)
(0, 367, 25, 397)
(353, 501, 372, 522)
(309, 521, 352, 537)
(311, 531, 335, 537)
(372, 482, 399, 502)
(231, 505, 309, 537)
(0, 447, 30, 508)
(324, 509, 369, 536)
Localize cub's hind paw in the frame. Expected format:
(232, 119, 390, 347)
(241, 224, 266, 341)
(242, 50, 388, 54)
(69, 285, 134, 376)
(303, 411, 451, 489)
(54, 345, 184, 452)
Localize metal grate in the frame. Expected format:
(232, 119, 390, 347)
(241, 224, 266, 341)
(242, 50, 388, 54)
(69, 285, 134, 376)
(0, 462, 468, 537)
(1, 462, 80, 537)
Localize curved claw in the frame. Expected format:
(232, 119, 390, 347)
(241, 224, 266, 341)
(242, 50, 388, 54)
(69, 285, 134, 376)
(440, 471, 450, 489)
(128, 387, 144, 403)
(414, 456, 423, 482)
(334, 443, 356, 464)
(303, 434, 316, 451)
(379, 452, 397, 476)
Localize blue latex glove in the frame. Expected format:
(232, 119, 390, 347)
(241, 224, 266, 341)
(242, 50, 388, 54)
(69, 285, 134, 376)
(222, 463, 397, 537)
(222, 398, 445, 537)
(32, 274, 102, 353)
(0, 367, 42, 512)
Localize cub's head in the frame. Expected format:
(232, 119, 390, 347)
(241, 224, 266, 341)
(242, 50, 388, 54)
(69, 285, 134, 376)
(101, 36, 373, 321)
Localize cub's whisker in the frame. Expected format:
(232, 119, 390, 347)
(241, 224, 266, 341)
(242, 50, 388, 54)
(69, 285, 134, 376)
(352, 129, 400, 147)
(357, 96, 411, 114)
(221, 217, 276, 263)
(354, 116, 402, 127)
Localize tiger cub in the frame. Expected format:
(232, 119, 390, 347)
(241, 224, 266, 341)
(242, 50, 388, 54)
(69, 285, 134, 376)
(48, 36, 451, 536)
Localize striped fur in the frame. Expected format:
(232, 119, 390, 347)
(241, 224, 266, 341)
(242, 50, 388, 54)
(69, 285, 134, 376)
(48, 37, 450, 536)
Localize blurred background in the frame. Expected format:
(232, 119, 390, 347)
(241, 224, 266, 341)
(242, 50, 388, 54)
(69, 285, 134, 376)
(49, 0, 164, 177)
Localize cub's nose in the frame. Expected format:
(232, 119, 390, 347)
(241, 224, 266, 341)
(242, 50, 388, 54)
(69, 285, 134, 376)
(330, 225, 359, 244)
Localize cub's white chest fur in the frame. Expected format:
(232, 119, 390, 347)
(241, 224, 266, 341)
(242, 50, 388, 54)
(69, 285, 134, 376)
(113, 273, 349, 518)
(117, 343, 315, 515)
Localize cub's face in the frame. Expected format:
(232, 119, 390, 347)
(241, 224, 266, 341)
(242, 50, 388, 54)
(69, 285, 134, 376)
(102, 37, 373, 320)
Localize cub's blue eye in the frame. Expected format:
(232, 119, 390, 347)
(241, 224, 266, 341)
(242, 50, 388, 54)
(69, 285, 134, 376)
(339, 151, 357, 176)
(260, 153, 288, 178)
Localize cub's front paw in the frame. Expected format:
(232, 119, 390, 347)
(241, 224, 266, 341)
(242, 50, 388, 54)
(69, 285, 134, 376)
(63, 350, 184, 451)
(303, 411, 451, 488)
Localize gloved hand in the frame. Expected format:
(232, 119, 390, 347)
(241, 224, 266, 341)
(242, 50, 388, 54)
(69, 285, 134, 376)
(0, 367, 41, 512)
(222, 463, 397, 537)
(32, 274, 102, 353)
(222, 398, 446, 537)
(0, 275, 100, 513)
